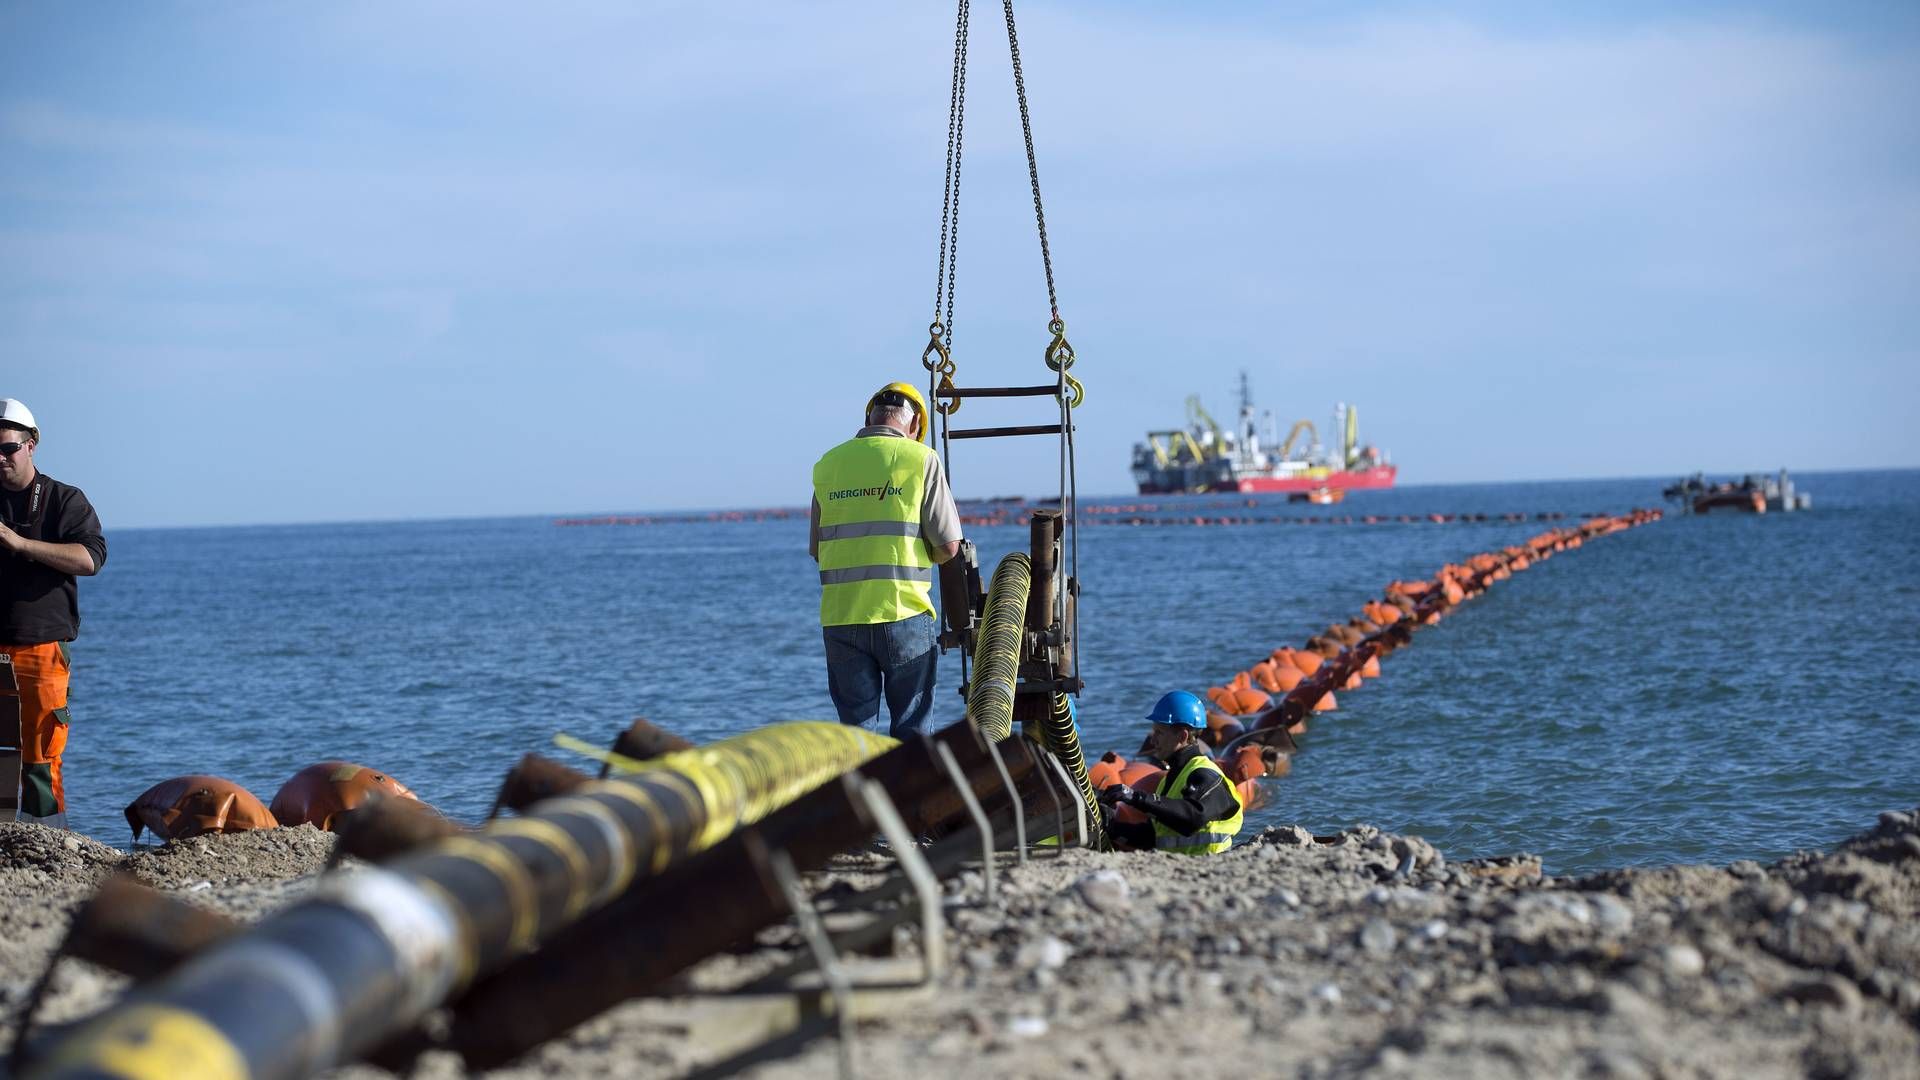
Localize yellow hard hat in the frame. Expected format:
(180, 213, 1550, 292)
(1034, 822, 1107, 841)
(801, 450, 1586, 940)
(868, 382, 930, 443)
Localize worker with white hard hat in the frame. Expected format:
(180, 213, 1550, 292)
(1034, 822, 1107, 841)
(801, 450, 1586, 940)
(0, 399, 107, 827)
(809, 382, 964, 737)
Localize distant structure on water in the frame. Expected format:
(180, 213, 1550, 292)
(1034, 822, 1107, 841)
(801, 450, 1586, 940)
(1131, 372, 1396, 496)
(1663, 469, 1812, 514)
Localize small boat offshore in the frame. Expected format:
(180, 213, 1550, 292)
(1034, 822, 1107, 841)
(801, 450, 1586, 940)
(1663, 469, 1812, 514)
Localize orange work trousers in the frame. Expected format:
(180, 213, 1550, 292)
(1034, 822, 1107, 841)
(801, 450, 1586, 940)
(0, 642, 70, 820)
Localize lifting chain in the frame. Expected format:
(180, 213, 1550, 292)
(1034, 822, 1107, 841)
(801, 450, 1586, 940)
(924, 0, 972, 418)
(1003, 1, 1083, 409)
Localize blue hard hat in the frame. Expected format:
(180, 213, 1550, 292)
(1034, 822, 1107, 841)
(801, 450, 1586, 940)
(1146, 691, 1207, 729)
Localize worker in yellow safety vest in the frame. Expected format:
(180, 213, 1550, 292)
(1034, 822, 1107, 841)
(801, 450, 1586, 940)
(810, 383, 963, 737)
(1099, 691, 1245, 854)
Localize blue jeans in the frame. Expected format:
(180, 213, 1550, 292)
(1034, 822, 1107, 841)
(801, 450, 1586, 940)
(823, 613, 938, 739)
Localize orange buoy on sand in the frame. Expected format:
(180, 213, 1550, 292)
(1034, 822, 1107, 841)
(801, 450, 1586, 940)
(270, 761, 423, 831)
(125, 776, 279, 843)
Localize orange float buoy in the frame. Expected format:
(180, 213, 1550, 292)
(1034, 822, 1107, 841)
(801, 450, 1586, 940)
(1234, 778, 1266, 811)
(1289, 650, 1324, 676)
(1221, 744, 1267, 785)
(270, 761, 422, 832)
(1219, 686, 1272, 716)
(125, 776, 278, 843)
(1113, 764, 1166, 825)
(1204, 717, 1244, 749)
(1312, 690, 1337, 712)
(1360, 656, 1381, 679)
(1088, 751, 1127, 791)
(1265, 663, 1303, 691)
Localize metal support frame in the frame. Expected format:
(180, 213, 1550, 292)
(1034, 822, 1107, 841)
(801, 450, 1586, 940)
(1037, 750, 1088, 849)
(765, 847, 855, 1080)
(980, 729, 1026, 863)
(856, 780, 945, 982)
(1025, 739, 1068, 855)
(933, 742, 994, 901)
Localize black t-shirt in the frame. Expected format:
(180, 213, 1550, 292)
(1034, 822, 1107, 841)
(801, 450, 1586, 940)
(1, 472, 107, 644)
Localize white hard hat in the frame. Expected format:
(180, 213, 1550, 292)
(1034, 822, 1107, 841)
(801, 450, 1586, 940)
(0, 399, 35, 434)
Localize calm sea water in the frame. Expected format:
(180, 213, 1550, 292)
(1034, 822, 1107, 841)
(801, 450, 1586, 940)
(57, 470, 1920, 874)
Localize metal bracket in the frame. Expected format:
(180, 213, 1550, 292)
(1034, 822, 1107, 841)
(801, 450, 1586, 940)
(765, 848, 854, 1080)
(1026, 740, 1069, 856)
(979, 730, 1027, 864)
(1037, 750, 1089, 849)
(933, 742, 994, 902)
(856, 780, 945, 983)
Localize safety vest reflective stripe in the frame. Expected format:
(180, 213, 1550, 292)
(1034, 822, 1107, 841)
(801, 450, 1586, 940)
(1156, 831, 1233, 849)
(816, 521, 924, 541)
(818, 565, 934, 585)
(814, 435, 937, 626)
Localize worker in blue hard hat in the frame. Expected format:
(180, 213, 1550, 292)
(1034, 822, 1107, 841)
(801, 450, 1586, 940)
(1099, 691, 1245, 855)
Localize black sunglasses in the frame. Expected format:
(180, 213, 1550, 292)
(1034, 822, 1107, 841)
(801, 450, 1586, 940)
(0, 442, 26, 457)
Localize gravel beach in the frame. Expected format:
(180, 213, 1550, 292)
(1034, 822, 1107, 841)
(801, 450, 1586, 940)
(2, 808, 1915, 1079)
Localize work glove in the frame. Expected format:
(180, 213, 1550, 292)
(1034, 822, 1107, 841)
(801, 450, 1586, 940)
(1099, 784, 1134, 807)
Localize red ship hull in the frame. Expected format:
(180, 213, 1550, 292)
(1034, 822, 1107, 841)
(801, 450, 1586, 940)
(1138, 465, 1397, 496)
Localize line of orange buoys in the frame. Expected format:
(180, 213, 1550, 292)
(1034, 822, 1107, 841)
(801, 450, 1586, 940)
(1087, 508, 1665, 834)
(982, 509, 1590, 528)
(554, 507, 805, 526)
(553, 503, 1615, 529)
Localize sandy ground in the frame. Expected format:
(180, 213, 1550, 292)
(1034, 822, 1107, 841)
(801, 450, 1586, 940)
(1, 808, 1916, 1079)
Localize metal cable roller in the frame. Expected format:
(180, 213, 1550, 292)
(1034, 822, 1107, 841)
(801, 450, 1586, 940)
(967, 552, 1031, 741)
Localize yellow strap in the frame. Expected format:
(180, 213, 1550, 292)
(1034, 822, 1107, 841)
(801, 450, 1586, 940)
(43, 1005, 248, 1080)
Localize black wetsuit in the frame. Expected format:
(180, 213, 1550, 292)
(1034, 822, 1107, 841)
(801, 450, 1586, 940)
(1108, 743, 1240, 850)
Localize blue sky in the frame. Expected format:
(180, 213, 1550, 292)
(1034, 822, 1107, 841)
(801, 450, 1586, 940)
(3, 2, 1915, 527)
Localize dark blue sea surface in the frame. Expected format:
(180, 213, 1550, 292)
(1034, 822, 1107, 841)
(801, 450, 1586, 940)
(62, 470, 1920, 873)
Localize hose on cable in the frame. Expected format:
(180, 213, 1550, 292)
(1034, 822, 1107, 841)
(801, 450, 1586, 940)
(967, 552, 1031, 741)
(28, 721, 897, 1080)
(576, 722, 899, 851)
(1031, 691, 1107, 850)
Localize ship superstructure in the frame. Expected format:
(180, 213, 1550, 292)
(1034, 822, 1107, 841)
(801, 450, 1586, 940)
(1131, 373, 1396, 495)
